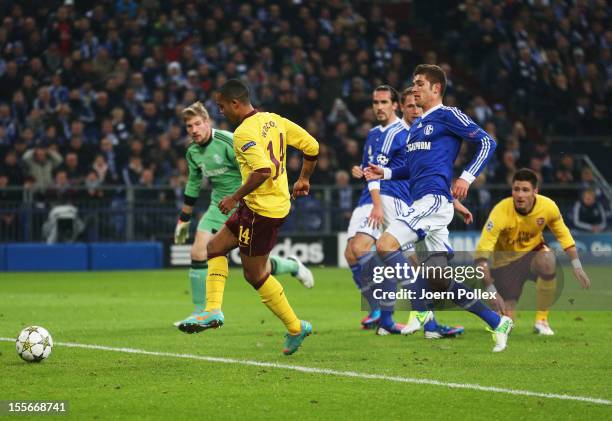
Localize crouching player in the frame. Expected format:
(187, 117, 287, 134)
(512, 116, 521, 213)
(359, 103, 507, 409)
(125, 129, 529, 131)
(475, 168, 591, 334)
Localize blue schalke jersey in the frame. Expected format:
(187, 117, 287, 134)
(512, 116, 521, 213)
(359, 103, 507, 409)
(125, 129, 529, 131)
(391, 104, 496, 202)
(357, 118, 412, 207)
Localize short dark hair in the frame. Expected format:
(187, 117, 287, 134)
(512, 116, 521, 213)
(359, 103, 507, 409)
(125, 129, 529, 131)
(400, 86, 414, 104)
(373, 84, 399, 103)
(218, 79, 250, 104)
(413, 64, 447, 97)
(512, 168, 539, 188)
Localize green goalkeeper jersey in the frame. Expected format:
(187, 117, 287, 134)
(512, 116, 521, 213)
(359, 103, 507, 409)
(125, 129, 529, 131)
(184, 128, 242, 206)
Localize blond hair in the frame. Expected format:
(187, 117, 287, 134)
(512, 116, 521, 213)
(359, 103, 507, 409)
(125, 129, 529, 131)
(181, 101, 209, 121)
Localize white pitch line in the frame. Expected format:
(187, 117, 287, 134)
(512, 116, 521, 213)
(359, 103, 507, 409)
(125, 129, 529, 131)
(1, 337, 610, 406)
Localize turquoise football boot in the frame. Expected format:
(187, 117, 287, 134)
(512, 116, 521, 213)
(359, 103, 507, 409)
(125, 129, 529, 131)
(178, 309, 224, 334)
(283, 320, 312, 355)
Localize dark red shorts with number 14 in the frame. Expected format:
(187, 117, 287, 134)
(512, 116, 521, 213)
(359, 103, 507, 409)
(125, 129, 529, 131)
(225, 201, 285, 256)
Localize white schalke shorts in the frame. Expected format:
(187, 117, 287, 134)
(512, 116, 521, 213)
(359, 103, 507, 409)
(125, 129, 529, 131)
(347, 204, 380, 240)
(386, 194, 454, 253)
(347, 196, 412, 242)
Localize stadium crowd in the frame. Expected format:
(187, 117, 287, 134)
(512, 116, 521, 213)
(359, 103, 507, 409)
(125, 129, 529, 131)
(431, 0, 611, 137)
(0, 0, 610, 238)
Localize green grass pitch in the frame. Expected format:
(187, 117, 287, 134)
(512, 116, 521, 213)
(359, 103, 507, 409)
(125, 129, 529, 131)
(1, 267, 611, 419)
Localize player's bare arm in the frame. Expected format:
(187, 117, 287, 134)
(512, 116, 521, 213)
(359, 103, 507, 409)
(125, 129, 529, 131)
(453, 200, 473, 224)
(219, 168, 272, 214)
(475, 258, 507, 315)
(292, 157, 317, 199)
(564, 246, 591, 289)
(368, 189, 384, 228)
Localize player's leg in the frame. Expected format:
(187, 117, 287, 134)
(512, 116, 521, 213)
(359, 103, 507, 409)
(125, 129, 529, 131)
(420, 228, 513, 352)
(503, 299, 518, 321)
(401, 242, 464, 339)
(344, 204, 382, 327)
(242, 252, 301, 334)
(383, 195, 512, 351)
(178, 221, 238, 333)
(375, 197, 440, 334)
(190, 230, 213, 310)
(420, 251, 512, 352)
(177, 204, 235, 333)
(372, 231, 417, 334)
(490, 255, 531, 322)
(174, 229, 213, 327)
(345, 237, 379, 328)
(379, 197, 461, 338)
(239, 206, 311, 354)
(269, 254, 314, 288)
(351, 232, 382, 329)
(373, 197, 460, 335)
(204, 225, 239, 311)
(531, 247, 557, 335)
(241, 252, 311, 355)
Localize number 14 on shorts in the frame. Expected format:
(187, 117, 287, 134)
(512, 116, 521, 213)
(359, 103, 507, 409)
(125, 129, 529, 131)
(239, 225, 251, 246)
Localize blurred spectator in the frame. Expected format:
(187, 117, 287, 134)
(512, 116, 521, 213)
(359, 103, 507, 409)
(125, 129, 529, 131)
(572, 189, 607, 233)
(0, 173, 20, 239)
(471, 96, 492, 125)
(83, 170, 106, 204)
(122, 156, 144, 186)
(531, 142, 554, 181)
(64, 136, 95, 168)
(579, 167, 610, 212)
(286, 154, 301, 183)
(310, 155, 335, 185)
(175, 158, 189, 188)
(327, 98, 358, 126)
(22, 145, 63, 190)
(45, 169, 78, 205)
(555, 155, 578, 184)
(493, 151, 517, 185)
(149, 134, 178, 182)
(333, 169, 353, 230)
(2, 150, 25, 185)
(98, 137, 122, 183)
(62, 152, 84, 185)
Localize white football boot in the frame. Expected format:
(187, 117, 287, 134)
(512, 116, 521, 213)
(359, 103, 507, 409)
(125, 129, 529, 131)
(534, 319, 555, 336)
(492, 315, 514, 352)
(288, 255, 314, 289)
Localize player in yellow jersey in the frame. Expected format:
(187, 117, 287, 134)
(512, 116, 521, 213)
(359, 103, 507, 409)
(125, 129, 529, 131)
(187, 79, 319, 355)
(475, 168, 591, 335)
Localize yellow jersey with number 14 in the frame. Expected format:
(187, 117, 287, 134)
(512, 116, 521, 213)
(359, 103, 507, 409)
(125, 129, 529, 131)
(232, 111, 319, 218)
(475, 194, 575, 268)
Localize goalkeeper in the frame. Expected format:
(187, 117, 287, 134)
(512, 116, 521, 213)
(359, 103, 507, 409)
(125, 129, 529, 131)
(174, 101, 313, 329)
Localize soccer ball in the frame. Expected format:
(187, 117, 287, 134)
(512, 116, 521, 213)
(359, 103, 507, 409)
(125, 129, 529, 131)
(15, 326, 53, 362)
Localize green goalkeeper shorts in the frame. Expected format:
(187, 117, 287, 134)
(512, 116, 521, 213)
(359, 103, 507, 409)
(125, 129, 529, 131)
(197, 204, 234, 233)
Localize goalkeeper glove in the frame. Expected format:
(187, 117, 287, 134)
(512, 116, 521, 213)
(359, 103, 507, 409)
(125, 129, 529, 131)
(174, 212, 191, 244)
